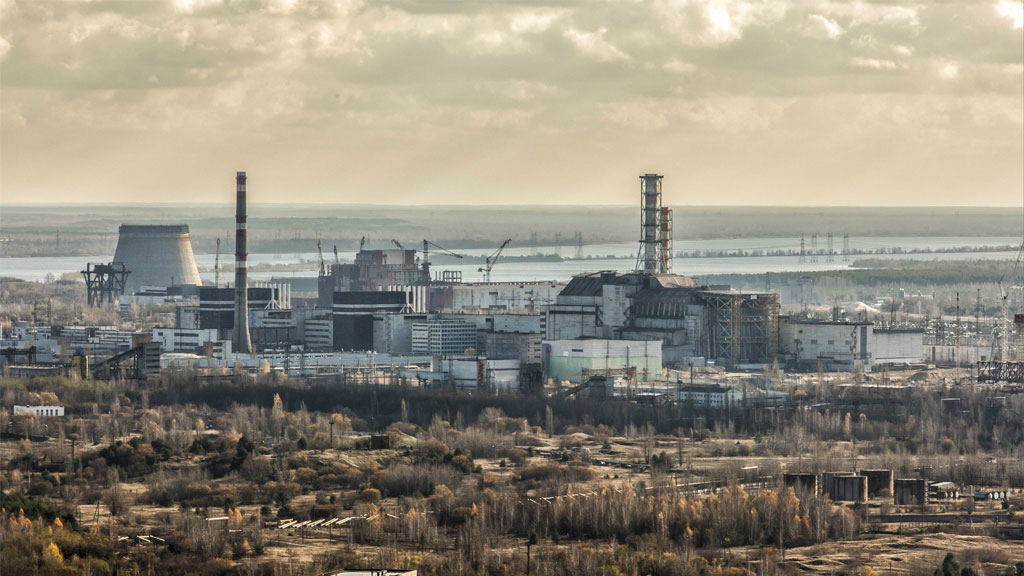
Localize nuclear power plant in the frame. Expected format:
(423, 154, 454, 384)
(112, 224, 201, 293)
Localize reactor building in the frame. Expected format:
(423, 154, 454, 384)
(544, 174, 779, 368)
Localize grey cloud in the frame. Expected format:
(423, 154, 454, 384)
(0, 0, 1020, 206)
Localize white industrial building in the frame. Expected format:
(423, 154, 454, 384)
(152, 328, 225, 354)
(396, 356, 522, 390)
(676, 384, 743, 408)
(412, 319, 478, 355)
(543, 338, 663, 383)
(14, 405, 64, 417)
(451, 282, 562, 312)
(370, 312, 544, 356)
(779, 317, 926, 372)
(778, 317, 872, 371)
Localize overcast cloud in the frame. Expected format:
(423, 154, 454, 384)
(0, 0, 1021, 206)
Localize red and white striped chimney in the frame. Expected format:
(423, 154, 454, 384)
(234, 171, 252, 354)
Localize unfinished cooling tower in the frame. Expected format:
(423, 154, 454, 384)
(112, 225, 202, 292)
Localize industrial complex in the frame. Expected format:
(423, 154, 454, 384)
(3, 171, 1022, 392)
(2, 171, 1023, 576)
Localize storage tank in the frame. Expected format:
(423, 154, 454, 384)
(112, 225, 201, 292)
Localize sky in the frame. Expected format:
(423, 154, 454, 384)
(0, 0, 1022, 207)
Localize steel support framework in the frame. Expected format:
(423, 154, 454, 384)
(741, 294, 778, 363)
(705, 293, 739, 365)
(704, 292, 778, 366)
(81, 262, 130, 307)
(659, 206, 673, 274)
(977, 361, 1024, 383)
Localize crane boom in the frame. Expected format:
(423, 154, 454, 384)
(479, 238, 512, 282)
(359, 236, 366, 251)
(333, 244, 340, 265)
(424, 240, 464, 258)
(317, 239, 325, 277)
(421, 239, 465, 282)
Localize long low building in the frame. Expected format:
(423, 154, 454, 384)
(778, 316, 925, 372)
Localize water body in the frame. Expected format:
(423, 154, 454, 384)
(2, 236, 1019, 284)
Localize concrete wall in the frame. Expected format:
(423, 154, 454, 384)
(451, 282, 562, 311)
(924, 343, 993, 365)
(873, 330, 924, 365)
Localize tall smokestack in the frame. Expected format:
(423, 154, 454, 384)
(234, 171, 252, 354)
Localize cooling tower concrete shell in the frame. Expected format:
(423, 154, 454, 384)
(112, 225, 201, 292)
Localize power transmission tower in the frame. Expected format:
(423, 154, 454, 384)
(575, 232, 584, 259)
(810, 233, 818, 262)
(826, 232, 834, 262)
(799, 234, 807, 263)
(842, 233, 850, 262)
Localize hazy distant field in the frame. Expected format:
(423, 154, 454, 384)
(1, 204, 1021, 256)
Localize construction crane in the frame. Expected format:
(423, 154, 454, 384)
(392, 239, 406, 251)
(422, 239, 464, 281)
(479, 238, 512, 282)
(214, 238, 221, 288)
(333, 244, 340, 266)
(317, 239, 326, 277)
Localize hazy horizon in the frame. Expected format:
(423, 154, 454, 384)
(1, 0, 1022, 207)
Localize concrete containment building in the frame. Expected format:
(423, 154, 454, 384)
(545, 272, 778, 368)
(113, 225, 201, 292)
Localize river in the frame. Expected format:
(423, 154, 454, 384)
(1, 236, 1020, 284)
